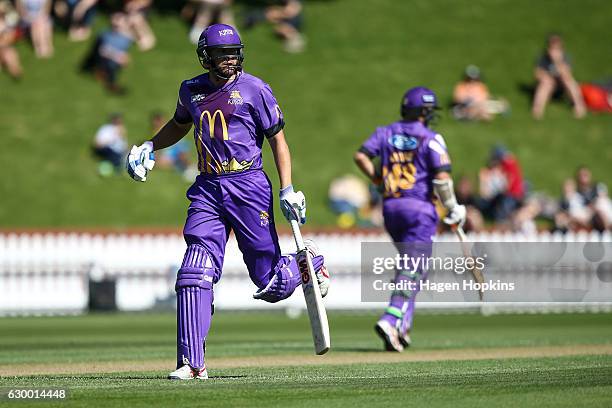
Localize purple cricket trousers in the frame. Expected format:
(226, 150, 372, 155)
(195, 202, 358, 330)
(380, 197, 437, 335)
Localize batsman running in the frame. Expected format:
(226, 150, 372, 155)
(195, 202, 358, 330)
(126, 24, 330, 379)
(354, 87, 466, 352)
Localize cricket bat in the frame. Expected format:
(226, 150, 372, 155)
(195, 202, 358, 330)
(290, 219, 331, 355)
(453, 225, 485, 301)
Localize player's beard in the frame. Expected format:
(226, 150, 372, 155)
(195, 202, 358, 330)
(213, 59, 240, 80)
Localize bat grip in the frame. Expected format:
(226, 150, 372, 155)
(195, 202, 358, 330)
(455, 226, 467, 242)
(290, 219, 306, 252)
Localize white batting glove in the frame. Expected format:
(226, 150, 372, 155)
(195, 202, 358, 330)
(443, 204, 467, 228)
(280, 185, 306, 225)
(127, 141, 155, 182)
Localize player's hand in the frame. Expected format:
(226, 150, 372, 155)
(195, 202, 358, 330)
(280, 185, 306, 225)
(127, 141, 155, 182)
(443, 204, 466, 228)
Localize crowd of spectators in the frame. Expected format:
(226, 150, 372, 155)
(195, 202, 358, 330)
(453, 149, 612, 234)
(328, 145, 612, 234)
(2, 3, 609, 231)
(331, 145, 611, 234)
(1, 1, 307, 84)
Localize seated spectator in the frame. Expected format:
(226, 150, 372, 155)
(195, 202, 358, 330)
(151, 111, 196, 181)
(479, 145, 525, 223)
(452, 65, 509, 121)
(124, 0, 155, 51)
(81, 12, 132, 94)
(511, 194, 545, 235)
(555, 166, 612, 232)
(183, 0, 234, 45)
(328, 174, 382, 228)
(92, 113, 127, 176)
(455, 176, 485, 232)
(54, 0, 98, 41)
(266, 0, 305, 53)
(15, 0, 53, 58)
(532, 34, 586, 119)
(244, 0, 305, 53)
(0, 0, 23, 79)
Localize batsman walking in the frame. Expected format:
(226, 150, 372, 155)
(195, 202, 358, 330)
(354, 87, 466, 352)
(127, 23, 330, 379)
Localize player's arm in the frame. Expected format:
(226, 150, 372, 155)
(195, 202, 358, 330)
(256, 82, 305, 224)
(354, 129, 383, 184)
(354, 150, 382, 185)
(428, 135, 466, 227)
(267, 129, 292, 189)
(433, 171, 466, 227)
(268, 130, 306, 224)
(126, 119, 191, 182)
(150, 119, 192, 151)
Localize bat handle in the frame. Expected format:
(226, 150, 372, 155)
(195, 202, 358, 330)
(290, 219, 306, 252)
(455, 226, 467, 242)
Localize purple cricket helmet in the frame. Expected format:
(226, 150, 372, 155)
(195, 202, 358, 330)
(196, 24, 244, 79)
(400, 86, 440, 124)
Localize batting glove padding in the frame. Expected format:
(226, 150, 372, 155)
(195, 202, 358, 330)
(279, 185, 306, 225)
(127, 141, 155, 182)
(443, 204, 467, 228)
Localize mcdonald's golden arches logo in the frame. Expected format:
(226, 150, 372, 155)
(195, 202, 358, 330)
(199, 109, 229, 140)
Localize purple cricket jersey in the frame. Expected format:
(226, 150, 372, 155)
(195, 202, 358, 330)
(360, 120, 451, 201)
(362, 120, 451, 334)
(173, 71, 284, 175)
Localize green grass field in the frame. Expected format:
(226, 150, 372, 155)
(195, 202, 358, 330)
(0, 0, 611, 228)
(1, 312, 611, 407)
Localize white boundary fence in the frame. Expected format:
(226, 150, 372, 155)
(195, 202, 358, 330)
(0, 230, 610, 315)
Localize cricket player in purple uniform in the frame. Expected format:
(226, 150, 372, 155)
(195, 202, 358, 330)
(354, 87, 466, 352)
(126, 24, 330, 379)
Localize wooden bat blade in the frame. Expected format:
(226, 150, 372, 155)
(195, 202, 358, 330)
(296, 249, 331, 355)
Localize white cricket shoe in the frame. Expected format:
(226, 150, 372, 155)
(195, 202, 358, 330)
(375, 320, 404, 352)
(168, 364, 208, 380)
(304, 239, 330, 297)
(399, 331, 412, 348)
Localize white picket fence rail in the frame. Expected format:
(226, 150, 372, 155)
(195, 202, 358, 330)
(0, 230, 610, 315)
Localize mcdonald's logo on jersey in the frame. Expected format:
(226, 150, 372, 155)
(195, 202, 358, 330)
(199, 109, 229, 140)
